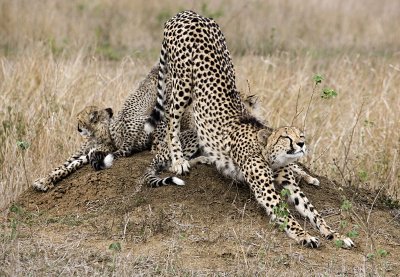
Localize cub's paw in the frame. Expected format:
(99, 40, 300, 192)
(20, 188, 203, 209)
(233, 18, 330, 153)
(90, 152, 113, 171)
(33, 177, 53, 192)
(171, 159, 190, 175)
(299, 235, 320, 248)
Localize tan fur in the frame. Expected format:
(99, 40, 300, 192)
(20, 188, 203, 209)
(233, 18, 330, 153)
(144, 10, 354, 248)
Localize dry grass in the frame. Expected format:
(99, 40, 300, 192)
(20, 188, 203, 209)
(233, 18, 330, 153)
(0, 3, 400, 276)
(0, 1, 400, 274)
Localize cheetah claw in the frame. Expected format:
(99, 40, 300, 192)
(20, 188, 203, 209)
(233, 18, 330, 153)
(336, 236, 355, 249)
(171, 159, 190, 175)
(300, 235, 320, 248)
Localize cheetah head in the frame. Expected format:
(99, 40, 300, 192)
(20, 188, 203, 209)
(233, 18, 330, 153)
(258, 126, 306, 169)
(76, 106, 113, 139)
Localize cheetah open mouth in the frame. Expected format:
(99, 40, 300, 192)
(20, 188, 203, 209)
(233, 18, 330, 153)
(287, 149, 304, 155)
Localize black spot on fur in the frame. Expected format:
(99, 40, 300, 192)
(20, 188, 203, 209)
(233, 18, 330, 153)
(239, 115, 265, 129)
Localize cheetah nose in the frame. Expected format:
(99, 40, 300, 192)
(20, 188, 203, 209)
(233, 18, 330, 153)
(297, 142, 305, 148)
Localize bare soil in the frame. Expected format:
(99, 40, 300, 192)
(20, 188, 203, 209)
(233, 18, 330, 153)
(3, 152, 400, 276)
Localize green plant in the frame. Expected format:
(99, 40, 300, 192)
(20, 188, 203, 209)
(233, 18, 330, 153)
(381, 196, 400, 209)
(304, 74, 339, 130)
(358, 170, 368, 182)
(346, 229, 359, 239)
(109, 242, 122, 252)
(334, 239, 344, 248)
(313, 74, 324, 84)
(280, 188, 291, 198)
(340, 199, 353, 211)
(377, 249, 388, 257)
(273, 202, 290, 231)
(339, 220, 348, 228)
(321, 88, 338, 99)
(367, 249, 389, 260)
(9, 204, 24, 240)
(108, 242, 122, 272)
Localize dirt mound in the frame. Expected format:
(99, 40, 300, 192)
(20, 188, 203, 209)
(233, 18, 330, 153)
(11, 152, 400, 275)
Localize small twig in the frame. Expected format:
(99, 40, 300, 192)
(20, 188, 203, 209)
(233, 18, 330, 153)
(333, 158, 348, 186)
(303, 82, 318, 132)
(232, 228, 249, 269)
(291, 86, 304, 126)
(122, 212, 130, 240)
(246, 79, 251, 96)
(341, 100, 365, 177)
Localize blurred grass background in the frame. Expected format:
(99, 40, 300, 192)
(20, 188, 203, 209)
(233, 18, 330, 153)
(1, 0, 399, 210)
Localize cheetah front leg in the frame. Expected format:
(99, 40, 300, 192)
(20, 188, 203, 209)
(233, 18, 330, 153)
(274, 167, 354, 248)
(241, 155, 320, 248)
(33, 140, 92, 191)
(33, 153, 89, 192)
(287, 163, 320, 186)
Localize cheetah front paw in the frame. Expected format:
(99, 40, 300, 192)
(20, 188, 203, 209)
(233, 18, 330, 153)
(33, 177, 53, 192)
(327, 233, 354, 249)
(299, 234, 320, 248)
(171, 159, 190, 175)
(304, 175, 320, 186)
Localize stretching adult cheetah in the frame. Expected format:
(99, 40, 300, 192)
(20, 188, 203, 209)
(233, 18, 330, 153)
(144, 10, 354, 248)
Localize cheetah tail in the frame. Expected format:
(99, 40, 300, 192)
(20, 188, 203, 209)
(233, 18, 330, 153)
(143, 169, 185, 187)
(144, 40, 168, 134)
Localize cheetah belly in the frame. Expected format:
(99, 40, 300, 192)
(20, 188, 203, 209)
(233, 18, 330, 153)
(199, 138, 244, 182)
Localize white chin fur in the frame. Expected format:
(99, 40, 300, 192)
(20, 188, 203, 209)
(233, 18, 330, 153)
(271, 153, 304, 169)
(144, 123, 154, 134)
(103, 154, 114, 168)
(172, 177, 185, 186)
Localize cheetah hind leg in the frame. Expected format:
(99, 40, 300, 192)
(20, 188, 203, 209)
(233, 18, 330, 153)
(144, 129, 200, 187)
(274, 167, 354, 249)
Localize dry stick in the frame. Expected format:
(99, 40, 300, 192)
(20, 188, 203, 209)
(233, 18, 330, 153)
(232, 228, 249, 270)
(341, 99, 365, 179)
(21, 152, 30, 189)
(291, 86, 304, 126)
(368, 150, 398, 235)
(333, 99, 366, 186)
(302, 82, 318, 132)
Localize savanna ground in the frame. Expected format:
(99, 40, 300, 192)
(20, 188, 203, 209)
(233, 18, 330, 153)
(1, 0, 400, 275)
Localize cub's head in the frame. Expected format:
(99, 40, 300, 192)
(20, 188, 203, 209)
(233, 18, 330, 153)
(76, 106, 113, 138)
(258, 126, 306, 169)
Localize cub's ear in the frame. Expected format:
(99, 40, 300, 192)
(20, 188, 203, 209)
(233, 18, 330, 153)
(257, 129, 270, 144)
(89, 110, 99, 123)
(105, 108, 113, 118)
(244, 94, 259, 108)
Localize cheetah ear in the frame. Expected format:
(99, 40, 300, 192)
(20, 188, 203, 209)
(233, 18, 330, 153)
(89, 111, 98, 123)
(244, 94, 259, 108)
(257, 129, 270, 144)
(105, 108, 113, 118)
